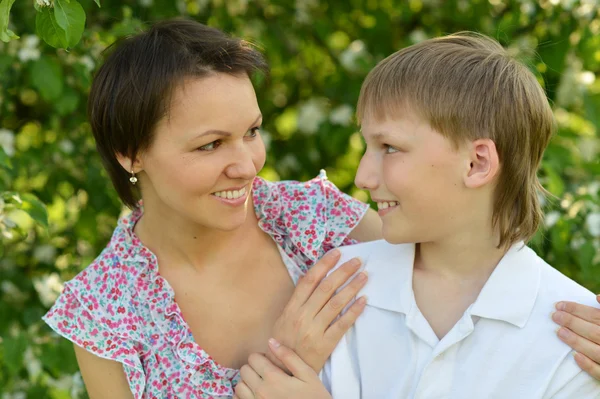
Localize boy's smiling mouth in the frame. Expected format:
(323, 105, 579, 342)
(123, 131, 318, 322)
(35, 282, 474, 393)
(375, 200, 399, 216)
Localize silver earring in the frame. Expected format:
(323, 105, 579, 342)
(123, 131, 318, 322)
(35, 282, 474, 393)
(129, 170, 138, 185)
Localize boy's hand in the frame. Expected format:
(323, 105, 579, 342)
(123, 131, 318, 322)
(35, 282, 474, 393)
(552, 295, 600, 379)
(268, 249, 368, 373)
(234, 339, 332, 399)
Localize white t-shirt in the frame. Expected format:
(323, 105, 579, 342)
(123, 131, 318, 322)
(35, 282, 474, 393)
(322, 240, 600, 399)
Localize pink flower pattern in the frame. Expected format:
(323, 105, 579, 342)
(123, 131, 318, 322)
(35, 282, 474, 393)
(43, 171, 368, 398)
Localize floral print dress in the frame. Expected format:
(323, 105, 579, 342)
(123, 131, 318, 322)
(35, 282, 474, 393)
(43, 171, 369, 398)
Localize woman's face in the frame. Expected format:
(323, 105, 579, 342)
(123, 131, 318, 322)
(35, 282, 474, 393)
(136, 73, 266, 231)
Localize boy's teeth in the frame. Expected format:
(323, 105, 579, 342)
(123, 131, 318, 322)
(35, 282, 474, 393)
(214, 187, 247, 199)
(377, 201, 399, 210)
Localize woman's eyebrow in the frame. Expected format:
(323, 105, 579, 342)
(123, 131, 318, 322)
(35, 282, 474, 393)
(194, 113, 263, 139)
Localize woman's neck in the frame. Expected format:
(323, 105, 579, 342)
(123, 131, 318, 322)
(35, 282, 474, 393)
(133, 198, 263, 273)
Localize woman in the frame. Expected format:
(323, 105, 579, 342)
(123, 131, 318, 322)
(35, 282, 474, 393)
(43, 19, 600, 399)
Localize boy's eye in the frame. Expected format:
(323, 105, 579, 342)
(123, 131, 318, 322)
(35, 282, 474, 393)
(385, 144, 400, 154)
(198, 140, 221, 151)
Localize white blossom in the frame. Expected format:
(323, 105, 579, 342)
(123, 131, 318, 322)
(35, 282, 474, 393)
(24, 347, 42, 381)
(277, 154, 301, 174)
(139, 0, 153, 6)
(1, 281, 27, 303)
(79, 55, 95, 71)
(35, 0, 51, 7)
(329, 104, 354, 126)
(33, 273, 64, 307)
(586, 212, 600, 237)
(33, 244, 57, 264)
(340, 40, 367, 72)
(70, 372, 85, 398)
(297, 98, 328, 135)
(0, 129, 15, 156)
(544, 211, 561, 228)
(570, 236, 586, 250)
(17, 36, 41, 62)
(409, 29, 428, 44)
(59, 139, 75, 154)
(577, 71, 595, 86)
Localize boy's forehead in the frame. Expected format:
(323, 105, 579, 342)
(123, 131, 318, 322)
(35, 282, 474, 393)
(360, 114, 423, 139)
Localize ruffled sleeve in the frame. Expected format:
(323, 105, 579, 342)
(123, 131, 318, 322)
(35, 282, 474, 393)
(42, 283, 146, 399)
(253, 170, 369, 274)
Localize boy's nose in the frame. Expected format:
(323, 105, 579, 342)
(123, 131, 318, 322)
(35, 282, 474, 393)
(355, 152, 379, 191)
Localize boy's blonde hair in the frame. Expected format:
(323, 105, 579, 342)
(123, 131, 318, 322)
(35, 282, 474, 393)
(357, 32, 554, 249)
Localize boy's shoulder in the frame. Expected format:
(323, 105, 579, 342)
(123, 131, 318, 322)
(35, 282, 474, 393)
(335, 239, 412, 266)
(534, 250, 597, 310)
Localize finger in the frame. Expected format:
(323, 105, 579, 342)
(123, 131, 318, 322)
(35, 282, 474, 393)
(556, 326, 600, 364)
(239, 364, 263, 393)
(289, 249, 342, 309)
(248, 352, 288, 381)
(268, 338, 318, 381)
(234, 381, 255, 399)
(324, 296, 367, 344)
(573, 352, 600, 380)
(304, 257, 362, 319)
(555, 301, 600, 328)
(552, 310, 600, 345)
(316, 271, 368, 327)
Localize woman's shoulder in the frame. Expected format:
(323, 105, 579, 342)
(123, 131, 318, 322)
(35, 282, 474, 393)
(252, 170, 369, 271)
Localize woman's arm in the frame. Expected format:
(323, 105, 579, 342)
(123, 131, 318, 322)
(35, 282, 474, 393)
(235, 339, 332, 399)
(552, 296, 600, 380)
(348, 208, 382, 242)
(267, 249, 367, 373)
(73, 344, 135, 399)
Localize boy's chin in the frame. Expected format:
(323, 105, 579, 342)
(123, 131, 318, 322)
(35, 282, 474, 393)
(382, 227, 418, 245)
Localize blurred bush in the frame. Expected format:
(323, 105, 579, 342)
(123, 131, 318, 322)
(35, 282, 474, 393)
(0, 0, 599, 397)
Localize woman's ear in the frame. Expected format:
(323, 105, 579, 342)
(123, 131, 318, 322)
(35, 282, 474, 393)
(464, 138, 500, 189)
(116, 152, 143, 174)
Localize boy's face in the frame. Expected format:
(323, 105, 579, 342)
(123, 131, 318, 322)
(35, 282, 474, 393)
(355, 110, 474, 245)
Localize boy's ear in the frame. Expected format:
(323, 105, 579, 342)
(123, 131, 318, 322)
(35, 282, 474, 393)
(116, 152, 143, 174)
(464, 138, 500, 189)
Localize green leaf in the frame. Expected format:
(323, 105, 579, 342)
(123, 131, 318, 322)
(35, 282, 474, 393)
(578, 242, 596, 271)
(2, 333, 27, 377)
(0, 146, 11, 169)
(0, 0, 18, 42)
(36, 6, 69, 48)
(55, 88, 80, 115)
(94, 0, 101, 7)
(17, 193, 49, 228)
(30, 57, 64, 102)
(53, 0, 86, 48)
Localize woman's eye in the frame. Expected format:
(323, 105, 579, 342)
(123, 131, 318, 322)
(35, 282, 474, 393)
(246, 127, 260, 138)
(385, 144, 400, 154)
(198, 140, 221, 151)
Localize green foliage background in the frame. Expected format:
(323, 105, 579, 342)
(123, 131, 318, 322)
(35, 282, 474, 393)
(1, 0, 599, 397)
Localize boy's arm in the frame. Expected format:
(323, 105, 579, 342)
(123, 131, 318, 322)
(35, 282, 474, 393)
(552, 296, 600, 380)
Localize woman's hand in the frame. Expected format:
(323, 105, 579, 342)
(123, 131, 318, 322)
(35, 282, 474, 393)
(234, 339, 332, 399)
(268, 249, 368, 373)
(552, 295, 600, 379)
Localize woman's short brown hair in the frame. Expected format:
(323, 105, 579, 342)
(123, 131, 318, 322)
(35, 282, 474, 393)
(88, 18, 268, 209)
(357, 32, 555, 249)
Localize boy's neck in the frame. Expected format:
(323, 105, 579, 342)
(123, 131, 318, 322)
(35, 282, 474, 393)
(414, 233, 507, 280)
(412, 230, 509, 340)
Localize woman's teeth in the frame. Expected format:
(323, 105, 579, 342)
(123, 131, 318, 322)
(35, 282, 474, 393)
(377, 201, 399, 210)
(213, 186, 247, 199)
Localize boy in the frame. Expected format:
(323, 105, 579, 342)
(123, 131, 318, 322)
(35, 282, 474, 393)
(320, 32, 600, 398)
(234, 32, 600, 399)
